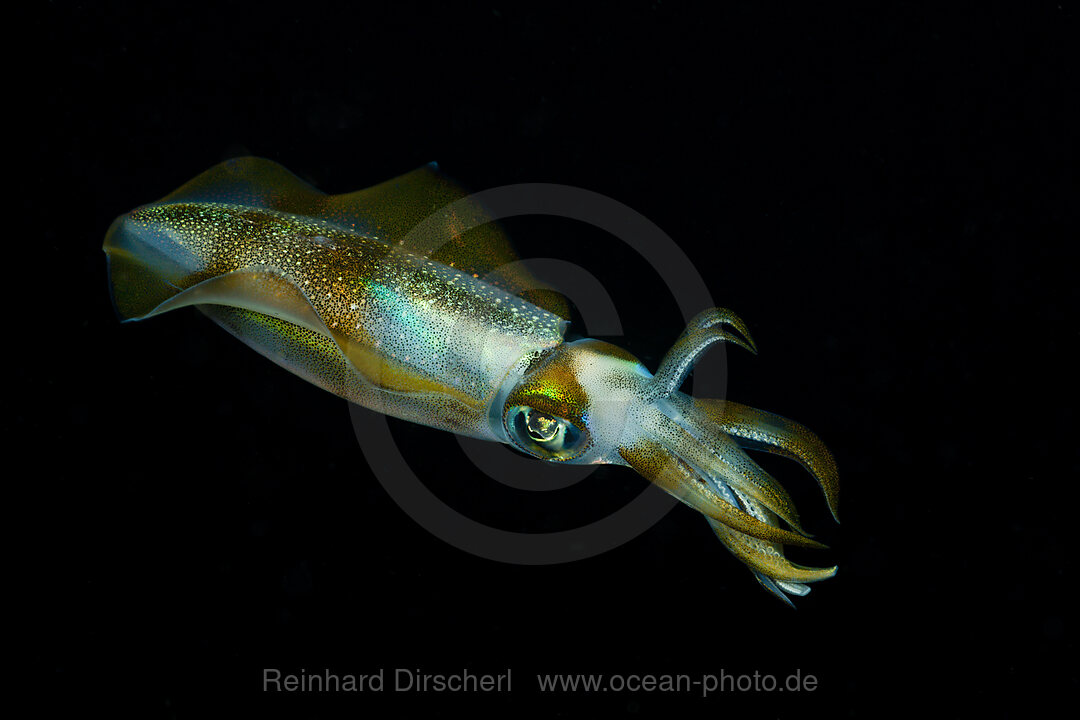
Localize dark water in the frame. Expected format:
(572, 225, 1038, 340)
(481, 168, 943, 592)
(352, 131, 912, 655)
(25, 3, 1074, 717)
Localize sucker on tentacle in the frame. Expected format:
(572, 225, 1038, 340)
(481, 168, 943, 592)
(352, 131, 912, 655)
(103, 157, 841, 606)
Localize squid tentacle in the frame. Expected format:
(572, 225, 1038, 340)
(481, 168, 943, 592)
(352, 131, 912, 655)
(707, 484, 837, 588)
(618, 433, 826, 551)
(694, 399, 841, 522)
(676, 307, 758, 352)
(647, 307, 757, 400)
(647, 327, 756, 400)
(753, 574, 801, 609)
(708, 514, 838, 593)
(637, 308, 838, 604)
(774, 580, 812, 597)
(643, 400, 837, 604)
(651, 396, 809, 536)
(689, 461, 833, 606)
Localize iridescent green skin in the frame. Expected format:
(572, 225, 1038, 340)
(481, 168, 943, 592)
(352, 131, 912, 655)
(105, 158, 841, 605)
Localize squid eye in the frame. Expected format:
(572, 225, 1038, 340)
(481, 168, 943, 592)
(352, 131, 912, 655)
(505, 406, 587, 461)
(526, 410, 560, 442)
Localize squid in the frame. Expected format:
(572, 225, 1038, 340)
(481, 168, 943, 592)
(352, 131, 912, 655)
(104, 158, 839, 605)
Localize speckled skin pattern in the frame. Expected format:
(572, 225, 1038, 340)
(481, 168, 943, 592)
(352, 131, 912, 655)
(106, 201, 564, 439)
(104, 158, 840, 605)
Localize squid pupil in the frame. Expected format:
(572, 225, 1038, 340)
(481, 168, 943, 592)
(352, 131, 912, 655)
(525, 410, 560, 442)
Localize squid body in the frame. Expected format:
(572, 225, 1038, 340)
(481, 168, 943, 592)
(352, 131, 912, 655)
(104, 158, 839, 605)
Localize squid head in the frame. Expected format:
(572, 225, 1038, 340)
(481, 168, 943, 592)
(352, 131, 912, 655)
(496, 311, 840, 606)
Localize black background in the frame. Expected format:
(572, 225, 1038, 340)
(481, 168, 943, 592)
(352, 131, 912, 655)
(26, 2, 1074, 717)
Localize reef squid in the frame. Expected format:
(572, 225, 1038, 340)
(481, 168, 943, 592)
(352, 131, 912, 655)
(103, 158, 840, 605)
